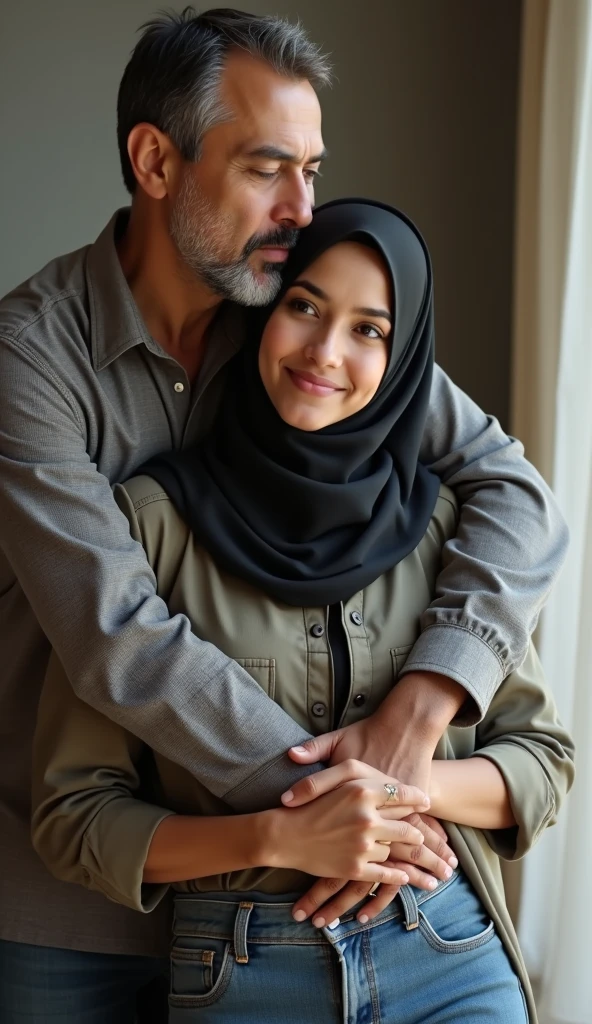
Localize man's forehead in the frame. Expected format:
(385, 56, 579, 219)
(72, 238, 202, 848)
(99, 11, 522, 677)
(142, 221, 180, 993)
(221, 52, 322, 135)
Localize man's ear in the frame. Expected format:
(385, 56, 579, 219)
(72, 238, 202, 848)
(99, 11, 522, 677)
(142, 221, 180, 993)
(126, 123, 180, 199)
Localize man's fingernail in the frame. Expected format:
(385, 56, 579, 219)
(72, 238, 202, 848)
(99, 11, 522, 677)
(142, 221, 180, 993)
(428, 878, 438, 889)
(358, 914, 369, 924)
(291, 746, 307, 754)
(444, 866, 453, 879)
(312, 916, 325, 928)
(401, 874, 409, 885)
(449, 856, 458, 868)
(328, 918, 340, 930)
(293, 909, 306, 922)
(282, 790, 294, 803)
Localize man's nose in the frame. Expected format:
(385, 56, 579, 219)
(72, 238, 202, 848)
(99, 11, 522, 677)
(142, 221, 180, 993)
(272, 175, 314, 228)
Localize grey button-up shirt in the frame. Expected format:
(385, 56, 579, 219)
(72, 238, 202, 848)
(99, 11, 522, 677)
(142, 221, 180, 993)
(0, 210, 568, 955)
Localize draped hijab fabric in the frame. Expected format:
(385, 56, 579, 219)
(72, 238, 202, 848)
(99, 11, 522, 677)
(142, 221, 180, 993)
(142, 198, 440, 606)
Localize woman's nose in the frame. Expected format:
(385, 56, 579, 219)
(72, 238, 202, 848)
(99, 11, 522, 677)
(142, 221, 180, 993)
(306, 329, 343, 367)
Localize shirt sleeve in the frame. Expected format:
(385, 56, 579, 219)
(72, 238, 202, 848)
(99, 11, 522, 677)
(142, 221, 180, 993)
(0, 334, 320, 812)
(31, 651, 173, 913)
(471, 642, 575, 860)
(403, 363, 569, 722)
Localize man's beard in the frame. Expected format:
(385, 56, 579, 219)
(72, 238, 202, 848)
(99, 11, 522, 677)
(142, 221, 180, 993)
(170, 173, 299, 306)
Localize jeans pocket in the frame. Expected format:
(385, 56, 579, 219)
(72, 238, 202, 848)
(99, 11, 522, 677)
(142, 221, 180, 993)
(169, 937, 234, 1008)
(417, 873, 496, 954)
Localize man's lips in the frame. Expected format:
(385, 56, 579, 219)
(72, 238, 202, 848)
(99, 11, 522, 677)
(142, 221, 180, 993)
(286, 368, 345, 397)
(257, 246, 290, 262)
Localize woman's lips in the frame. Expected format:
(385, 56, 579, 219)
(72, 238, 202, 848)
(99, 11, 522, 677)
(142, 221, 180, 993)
(286, 368, 344, 397)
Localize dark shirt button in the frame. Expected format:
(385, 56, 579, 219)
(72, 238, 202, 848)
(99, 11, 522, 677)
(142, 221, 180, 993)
(310, 623, 325, 638)
(353, 693, 366, 707)
(312, 702, 327, 717)
(350, 611, 363, 626)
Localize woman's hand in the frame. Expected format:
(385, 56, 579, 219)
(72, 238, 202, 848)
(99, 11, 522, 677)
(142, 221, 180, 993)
(265, 776, 429, 885)
(289, 814, 457, 927)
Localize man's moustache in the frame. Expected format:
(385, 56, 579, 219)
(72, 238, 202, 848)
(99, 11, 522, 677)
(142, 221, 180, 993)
(243, 228, 300, 258)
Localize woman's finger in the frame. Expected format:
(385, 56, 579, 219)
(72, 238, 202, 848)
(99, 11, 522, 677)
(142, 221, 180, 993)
(282, 761, 383, 806)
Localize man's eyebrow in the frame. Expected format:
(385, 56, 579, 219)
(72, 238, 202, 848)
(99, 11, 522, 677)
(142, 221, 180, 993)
(246, 145, 328, 164)
(353, 306, 392, 323)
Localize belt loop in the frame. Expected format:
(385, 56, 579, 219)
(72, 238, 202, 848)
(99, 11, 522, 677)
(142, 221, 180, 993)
(398, 886, 419, 931)
(234, 901, 254, 963)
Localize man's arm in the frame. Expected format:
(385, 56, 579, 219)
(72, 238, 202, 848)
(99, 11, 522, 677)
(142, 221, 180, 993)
(0, 335, 319, 811)
(408, 363, 568, 719)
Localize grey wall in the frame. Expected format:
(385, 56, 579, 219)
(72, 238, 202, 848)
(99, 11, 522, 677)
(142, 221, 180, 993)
(0, 0, 521, 425)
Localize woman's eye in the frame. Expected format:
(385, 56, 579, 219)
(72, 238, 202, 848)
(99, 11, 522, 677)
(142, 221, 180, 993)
(289, 298, 317, 316)
(356, 323, 383, 340)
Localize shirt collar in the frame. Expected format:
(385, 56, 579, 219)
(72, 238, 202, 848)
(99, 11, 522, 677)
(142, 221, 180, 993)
(86, 208, 158, 371)
(85, 208, 246, 372)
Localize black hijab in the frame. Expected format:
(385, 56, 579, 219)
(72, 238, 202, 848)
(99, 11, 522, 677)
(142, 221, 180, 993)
(142, 198, 440, 606)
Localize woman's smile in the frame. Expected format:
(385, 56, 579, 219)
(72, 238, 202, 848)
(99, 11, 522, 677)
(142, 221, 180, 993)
(285, 367, 346, 397)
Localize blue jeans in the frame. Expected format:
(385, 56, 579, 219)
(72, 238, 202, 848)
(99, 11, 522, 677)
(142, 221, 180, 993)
(168, 871, 529, 1023)
(0, 939, 169, 1023)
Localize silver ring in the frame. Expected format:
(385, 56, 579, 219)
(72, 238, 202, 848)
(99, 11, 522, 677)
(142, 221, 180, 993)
(383, 783, 399, 804)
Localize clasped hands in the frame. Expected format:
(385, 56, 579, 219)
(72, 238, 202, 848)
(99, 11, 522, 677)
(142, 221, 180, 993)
(279, 671, 464, 928)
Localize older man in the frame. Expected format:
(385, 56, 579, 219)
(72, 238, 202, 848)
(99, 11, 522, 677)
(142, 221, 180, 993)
(0, 8, 566, 1022)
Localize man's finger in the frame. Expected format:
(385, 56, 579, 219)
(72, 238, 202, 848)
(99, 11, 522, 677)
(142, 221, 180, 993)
(288, 732, 341, 765)
(356, 882, 401, 923)
(292, 877, 348, 922)
(405, 813, 458, 867)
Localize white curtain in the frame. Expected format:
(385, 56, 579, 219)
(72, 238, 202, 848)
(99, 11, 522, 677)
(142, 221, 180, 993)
(512, 2, 592, 1021)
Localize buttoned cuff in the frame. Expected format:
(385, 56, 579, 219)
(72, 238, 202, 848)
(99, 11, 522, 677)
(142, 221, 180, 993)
(399, 623, 505, 726)
(81, 803, 174, 912)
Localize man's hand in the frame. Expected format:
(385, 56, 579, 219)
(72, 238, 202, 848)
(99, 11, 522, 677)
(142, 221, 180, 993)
(287, 671, 466, 794)
(291, 815, 457, 928)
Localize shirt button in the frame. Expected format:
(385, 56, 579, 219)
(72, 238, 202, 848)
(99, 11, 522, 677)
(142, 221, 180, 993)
(350, 611, 363, 626)
(311, 702, 326, 717)
(310, 623, 325, 638)
(353, 693, 366, 707)
(174, 381, 185, 393)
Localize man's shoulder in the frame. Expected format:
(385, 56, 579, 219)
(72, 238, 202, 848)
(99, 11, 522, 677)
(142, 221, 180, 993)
(0, 243, 91, 355)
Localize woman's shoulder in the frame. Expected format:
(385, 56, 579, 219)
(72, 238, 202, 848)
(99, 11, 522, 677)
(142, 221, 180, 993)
(114, 475, 191, 584)
(426, 483, 458, 545)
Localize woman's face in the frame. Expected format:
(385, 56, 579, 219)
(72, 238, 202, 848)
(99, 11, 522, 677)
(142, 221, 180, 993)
(258, 241, 392, 431)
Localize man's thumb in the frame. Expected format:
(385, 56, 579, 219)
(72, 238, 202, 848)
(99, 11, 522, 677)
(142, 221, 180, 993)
(288, 733, 336, 763)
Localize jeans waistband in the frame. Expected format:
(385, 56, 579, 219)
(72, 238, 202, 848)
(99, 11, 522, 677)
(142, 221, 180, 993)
(172, 872, 460, 963)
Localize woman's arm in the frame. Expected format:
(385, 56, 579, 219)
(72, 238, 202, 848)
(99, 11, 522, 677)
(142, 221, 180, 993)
(144, 780, 428, 885)
(429, 757, 516, 830)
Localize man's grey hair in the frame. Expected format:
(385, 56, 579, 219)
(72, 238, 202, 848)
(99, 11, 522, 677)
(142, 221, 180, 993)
(117, 6, 332, 193)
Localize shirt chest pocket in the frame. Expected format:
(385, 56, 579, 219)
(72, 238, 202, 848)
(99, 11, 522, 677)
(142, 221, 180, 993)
(390, 644, 414, 679)
(234, 658, 276, 700)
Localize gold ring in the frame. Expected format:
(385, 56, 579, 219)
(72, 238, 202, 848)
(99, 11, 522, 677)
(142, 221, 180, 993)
(368, 882, 380, 897)
(383, 783, 399, 803)
(377, 840, 391, 846)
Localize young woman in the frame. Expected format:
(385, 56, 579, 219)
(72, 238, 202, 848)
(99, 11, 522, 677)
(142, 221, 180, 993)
(32, 200, 574, 1023)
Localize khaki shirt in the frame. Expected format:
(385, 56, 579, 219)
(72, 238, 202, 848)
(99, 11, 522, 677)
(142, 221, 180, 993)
(31, 477, 574, 1019)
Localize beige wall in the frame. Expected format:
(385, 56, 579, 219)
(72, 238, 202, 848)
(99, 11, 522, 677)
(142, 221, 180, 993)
(0, 0, 521, 425)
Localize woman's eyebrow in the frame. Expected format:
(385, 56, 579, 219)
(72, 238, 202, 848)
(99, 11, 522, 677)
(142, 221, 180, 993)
(291, 279, 328, 300)
(353, 306, 392, 322)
